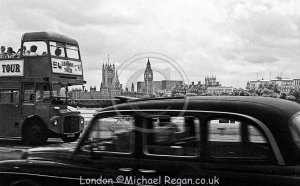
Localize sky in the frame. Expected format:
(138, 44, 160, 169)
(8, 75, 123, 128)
(1, 0, 300, 89)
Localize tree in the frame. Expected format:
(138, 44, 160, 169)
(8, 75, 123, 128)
(280, 93, 286, 99)
(290, 89, 300, 103)
(274, 84, 280, 94)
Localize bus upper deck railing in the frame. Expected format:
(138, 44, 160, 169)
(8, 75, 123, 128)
(0, 54, 20, 59)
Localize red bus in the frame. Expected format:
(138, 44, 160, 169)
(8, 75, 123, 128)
(0, 32, 85, 145)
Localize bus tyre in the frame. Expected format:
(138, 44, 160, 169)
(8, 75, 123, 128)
(22, 123, 48, 145)
(61, 133, 80, 143)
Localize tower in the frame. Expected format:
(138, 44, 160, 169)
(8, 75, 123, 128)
(144, 58, 153, 96)
(131, 82, 134, 93)
(100, 56, 121, 98)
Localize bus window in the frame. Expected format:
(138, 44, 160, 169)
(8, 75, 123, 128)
(51, 83, 68, 105)
(0, 90, 19, 104)
(24, 84, 34, 103)
(35, 83, 50, 102)
(23, 41, 47, 56)
(50, 41, 66, 57)
(66, 44, 79, 59)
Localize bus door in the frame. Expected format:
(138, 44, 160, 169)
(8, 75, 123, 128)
(0, 89, 21, 136)
(22, 83, 35, 117)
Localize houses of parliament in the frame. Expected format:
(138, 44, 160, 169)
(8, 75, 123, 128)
(70, 58, 183, 99)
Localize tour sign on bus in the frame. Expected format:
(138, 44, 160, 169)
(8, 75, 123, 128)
(0, 60, 24, 76)
(0, 32, 85, 145)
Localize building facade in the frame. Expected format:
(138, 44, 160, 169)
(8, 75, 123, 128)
(206, 86, 234, 95)
(294, 79, 300, 91)
(248, 77, 298, 94)
(205, 76, 220, 87)
(100, 62, 121, 98)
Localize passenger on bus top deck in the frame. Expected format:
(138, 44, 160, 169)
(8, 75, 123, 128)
(25, 50, 30, 56)
(7, 47, 16, 58)
(0, 46, 7, 59)
(0, 46, 5, 54)
(30, 45, 38, 56)
(19, 46, 26, 56)
(16, 46, 25, 57)
(55, 48, 62, 57)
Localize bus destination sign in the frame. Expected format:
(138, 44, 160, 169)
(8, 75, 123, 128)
(0, 60, 24, 77)
(51, 58, 83, 75)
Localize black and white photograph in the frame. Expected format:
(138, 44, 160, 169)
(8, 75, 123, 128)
(0, 0, 300, 185)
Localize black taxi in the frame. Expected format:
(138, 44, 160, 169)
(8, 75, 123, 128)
(0, 96, 300, 186)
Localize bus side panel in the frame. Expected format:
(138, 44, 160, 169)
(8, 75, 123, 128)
(24, 57, 52, 78)
(0, 104, 21, 137)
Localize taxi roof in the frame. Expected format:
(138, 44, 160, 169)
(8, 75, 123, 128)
(102, 96, 300, 120)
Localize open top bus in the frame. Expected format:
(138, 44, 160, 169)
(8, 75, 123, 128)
(0, 32, 85, 145)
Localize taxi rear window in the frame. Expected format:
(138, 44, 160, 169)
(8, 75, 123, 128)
(290, 114, 300, 149)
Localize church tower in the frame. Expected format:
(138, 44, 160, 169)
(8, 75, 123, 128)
(100, 55, 121, 98)
(144, 58, 153, 96)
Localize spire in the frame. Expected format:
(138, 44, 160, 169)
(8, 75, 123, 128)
(147, 57, 150, 66)
(115, 70, 119, 80)
(131, 82, 134, 92)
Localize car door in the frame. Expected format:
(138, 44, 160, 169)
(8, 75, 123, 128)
(75, 112, 138, 185)
(137, 111, 296, 186)
(202, 113, 294, 186)
(137, 111, 208, 185)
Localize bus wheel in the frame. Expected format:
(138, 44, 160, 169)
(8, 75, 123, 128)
(61, 133, 80, 143)
(22, 122, 48, 145)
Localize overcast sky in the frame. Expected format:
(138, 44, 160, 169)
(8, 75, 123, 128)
(1, 0, 300, 89)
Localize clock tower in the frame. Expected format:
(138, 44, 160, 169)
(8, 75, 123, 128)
(144, 58, 153, 96)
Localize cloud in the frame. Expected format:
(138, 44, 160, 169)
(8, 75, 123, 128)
(0, 0, 299, 89)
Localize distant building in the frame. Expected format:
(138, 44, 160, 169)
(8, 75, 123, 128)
(294, 79, 300, 91)
(205, 76, 221, 87)
(137, 59, 183, 97)
(99, 62, 121, 98)
(249, 79, 271, 89)
(162, 80, 183, 90)
(131, 82, 135, 93)
(207, 86, 234, 95)
(144, 58, 153, 96)
(248, 77, 298, 94)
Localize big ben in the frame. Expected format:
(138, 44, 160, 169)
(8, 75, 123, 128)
(144, 58, 153, 96)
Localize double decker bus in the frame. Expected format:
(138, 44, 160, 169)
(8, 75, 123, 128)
(0, 32, 85, 145)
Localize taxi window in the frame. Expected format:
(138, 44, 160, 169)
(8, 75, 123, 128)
(82, 116, 134, 153)
(208, 117, 273, 160)
(209, 119, 241, 142)
(144, 116, 200, 157)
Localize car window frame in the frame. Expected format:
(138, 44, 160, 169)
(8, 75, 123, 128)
(75, 109, 285, 165)
(76, 110, 136, 156)
(204, 112, 281, 165)
(141, 111, 201, 159)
